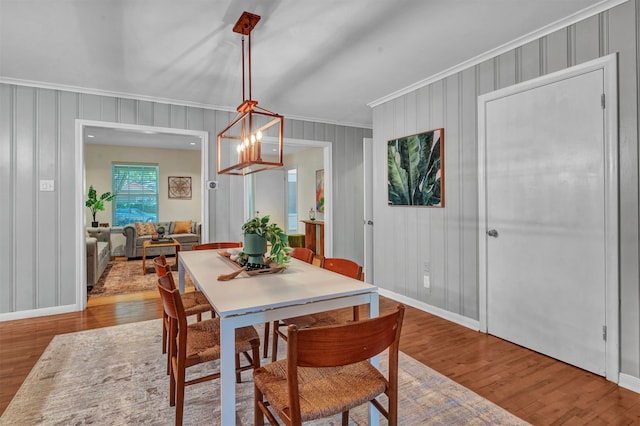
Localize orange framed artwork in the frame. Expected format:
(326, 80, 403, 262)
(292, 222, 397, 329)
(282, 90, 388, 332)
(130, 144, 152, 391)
(315, 169, 324, 212)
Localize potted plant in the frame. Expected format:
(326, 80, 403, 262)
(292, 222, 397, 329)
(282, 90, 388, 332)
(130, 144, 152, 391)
(86, 185, 115, 227)
(157, 226, 166, 238)
(241, 214, 292, 266)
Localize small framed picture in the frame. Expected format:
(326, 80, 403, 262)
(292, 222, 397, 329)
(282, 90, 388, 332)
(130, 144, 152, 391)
(168, 176, 192, 199)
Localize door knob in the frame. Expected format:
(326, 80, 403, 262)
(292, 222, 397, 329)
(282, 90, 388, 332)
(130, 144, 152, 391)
(487, 229, 499, 238)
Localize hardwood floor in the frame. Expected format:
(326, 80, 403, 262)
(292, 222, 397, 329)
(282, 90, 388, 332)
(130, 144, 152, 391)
(1, 293, 639, 424)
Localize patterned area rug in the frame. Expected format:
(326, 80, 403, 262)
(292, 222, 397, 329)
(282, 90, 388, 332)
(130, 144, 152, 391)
(1, 320, 529, 425)
(89, 257, 189, 296)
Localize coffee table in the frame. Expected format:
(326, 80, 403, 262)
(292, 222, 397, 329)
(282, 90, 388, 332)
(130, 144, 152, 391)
(142, 239, 181, 275)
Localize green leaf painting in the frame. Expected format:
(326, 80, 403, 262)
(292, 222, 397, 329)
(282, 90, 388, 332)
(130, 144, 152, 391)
(387, 128, 444, 207)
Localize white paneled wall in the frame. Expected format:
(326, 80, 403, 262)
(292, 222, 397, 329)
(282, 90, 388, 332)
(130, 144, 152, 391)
(372, 1, 640, 377)
(0, 88, 371, 318)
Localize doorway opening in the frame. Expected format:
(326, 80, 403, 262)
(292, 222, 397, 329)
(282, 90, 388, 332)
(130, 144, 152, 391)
(76, 119, 209, 310)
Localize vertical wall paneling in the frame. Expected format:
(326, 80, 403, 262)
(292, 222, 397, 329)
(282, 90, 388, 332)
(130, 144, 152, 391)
(545, 28, 570, 73)
(445, 74, 462, 314)
(0, 85, 14, 312)
(80, 94, 101, 120)
(497, 50, 517, 89)
(461, 67, 479, 319)
(15, 87, 36, 311)
(58, 91, 78, 305)
(610, 0, 640, 376)
(520, 40, 543, 83)
(575, 15, 601, 63)
(372, 2, 640, 378)
(186, 107, 204, 132)
(119, 98, 137, 124)
(153, 103, 170, 127)
(170, 105, 187, 129)
(101, 97, 117, 123)
(137, 101, 154, 126)
(37, 89, 58, 308)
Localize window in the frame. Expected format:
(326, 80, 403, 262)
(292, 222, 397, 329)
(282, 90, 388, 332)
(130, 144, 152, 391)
(112, 164, 159, 226)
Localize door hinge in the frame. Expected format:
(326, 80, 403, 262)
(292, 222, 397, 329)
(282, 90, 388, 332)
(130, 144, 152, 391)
(602, 325, 607, 341)
(601, 93, 605, 109)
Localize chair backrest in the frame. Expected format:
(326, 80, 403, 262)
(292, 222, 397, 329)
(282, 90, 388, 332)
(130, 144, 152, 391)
(156, 281, 188, 353)
(321, 257, 363, 280)
(285, 305, 405, 423)
(157, 272, 178, 292)
(290, 247, 314, 264)
(193, 242, 243, 250)
(153, 255, 171, 277)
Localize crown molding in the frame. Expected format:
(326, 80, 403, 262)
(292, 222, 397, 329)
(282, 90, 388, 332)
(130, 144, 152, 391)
(368, 0, 628, 108)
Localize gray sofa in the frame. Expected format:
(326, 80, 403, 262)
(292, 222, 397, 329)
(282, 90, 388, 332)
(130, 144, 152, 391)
(87, 227, 111, 288)
(122, 221, 201, 259)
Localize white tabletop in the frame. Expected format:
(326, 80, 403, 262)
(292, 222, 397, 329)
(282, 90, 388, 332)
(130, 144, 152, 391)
(179, 249, 377, 317)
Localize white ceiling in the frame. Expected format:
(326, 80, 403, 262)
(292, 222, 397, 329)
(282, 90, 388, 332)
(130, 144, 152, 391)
(1, 0, 607, 129)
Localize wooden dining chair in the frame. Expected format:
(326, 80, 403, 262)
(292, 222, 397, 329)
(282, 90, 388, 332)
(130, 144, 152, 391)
(290, 247, 314, 264)
(153, 255, 214, 371)
(270, 257, 364, 361)
(262, 246, 316, 358)
(254, 304, 405, 426)
(193, 242, 243, 250)
(157, 276, 261, 426)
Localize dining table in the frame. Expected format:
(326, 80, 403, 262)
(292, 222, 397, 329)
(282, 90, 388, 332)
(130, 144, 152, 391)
(177, 249, 380, 425)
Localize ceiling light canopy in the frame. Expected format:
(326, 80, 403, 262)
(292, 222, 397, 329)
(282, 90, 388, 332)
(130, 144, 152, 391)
(217, 11, 284, 176)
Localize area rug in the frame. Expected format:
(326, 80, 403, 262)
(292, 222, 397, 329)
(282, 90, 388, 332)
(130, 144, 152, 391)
(88, 257, 190, 296)
(1, 320, 529, 425)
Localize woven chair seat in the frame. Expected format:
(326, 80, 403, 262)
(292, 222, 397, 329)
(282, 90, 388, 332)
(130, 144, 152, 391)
(281, 312, 339, 329)
(181, 291, 212, 317)
(185, 318, 259, 367)
(254, 359, 386, 422)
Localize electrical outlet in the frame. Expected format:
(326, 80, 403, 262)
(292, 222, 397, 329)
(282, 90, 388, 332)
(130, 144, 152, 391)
(39, 179, 54, 191)
(423, 275, 430, 289)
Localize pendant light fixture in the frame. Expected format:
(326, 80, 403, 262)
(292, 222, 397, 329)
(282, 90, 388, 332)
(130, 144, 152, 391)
(217, 11, 284, 176)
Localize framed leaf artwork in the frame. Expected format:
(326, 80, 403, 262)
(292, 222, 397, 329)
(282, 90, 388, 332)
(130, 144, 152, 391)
(387, 128, 444, 207)
(168, 176, 192, 199)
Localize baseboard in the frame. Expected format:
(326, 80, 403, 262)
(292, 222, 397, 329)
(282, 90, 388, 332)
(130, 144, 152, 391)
(619, 373, 640, 394)
(378, 288, 480, 331)
(0, 304, 80, 322)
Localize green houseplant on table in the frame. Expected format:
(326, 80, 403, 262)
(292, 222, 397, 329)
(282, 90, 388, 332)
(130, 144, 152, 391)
(241, 214, 292, 268)
(86, 185, 115, 227)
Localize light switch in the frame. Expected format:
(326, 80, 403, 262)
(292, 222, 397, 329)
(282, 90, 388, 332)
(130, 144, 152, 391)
(39, 179, 55, 192)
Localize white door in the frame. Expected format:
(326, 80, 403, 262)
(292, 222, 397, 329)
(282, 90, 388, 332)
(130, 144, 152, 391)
(363, 138, 374, 283)
(481, 68, 609, 375)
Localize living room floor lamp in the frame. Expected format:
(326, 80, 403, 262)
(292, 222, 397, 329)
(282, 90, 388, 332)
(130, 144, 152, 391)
(217, 11, 284, 176)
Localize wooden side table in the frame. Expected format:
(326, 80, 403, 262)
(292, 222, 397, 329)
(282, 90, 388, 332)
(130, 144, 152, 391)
(301, 220, 324, 257)
(142, 239, 182, 275)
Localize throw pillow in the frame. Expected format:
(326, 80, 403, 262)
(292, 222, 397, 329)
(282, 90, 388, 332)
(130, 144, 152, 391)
(173, 220, 192, 234)
(134, 222, 156, 236)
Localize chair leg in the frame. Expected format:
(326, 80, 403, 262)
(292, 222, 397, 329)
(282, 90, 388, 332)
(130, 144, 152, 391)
(235, 353, 242, 383)
(169, 358, 176, 407)
(254, 384, 265, 426)
(271, 321, 281, 362)
(175, 363, 186, 426)
(196, 312, 202, 321)
(161, 316, 167, 354)
(342, 411, 349, 426)
(263, 321, 270, 359)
